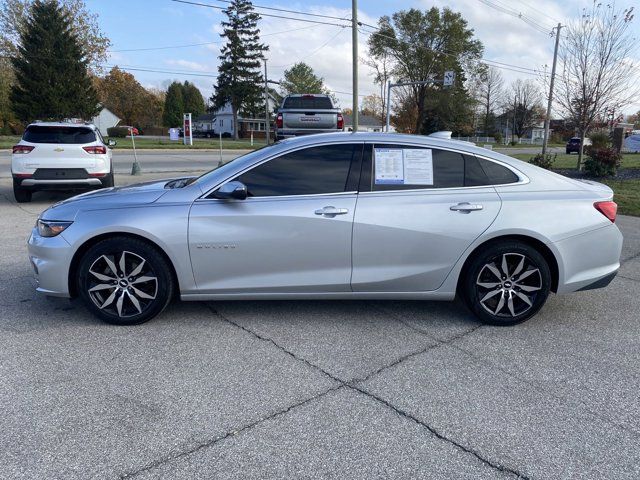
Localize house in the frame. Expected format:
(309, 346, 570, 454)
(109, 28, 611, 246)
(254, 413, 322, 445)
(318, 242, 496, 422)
(194, 99, 277, 138)
(342, 113, 385, 132)
(91, 106, 121, 136)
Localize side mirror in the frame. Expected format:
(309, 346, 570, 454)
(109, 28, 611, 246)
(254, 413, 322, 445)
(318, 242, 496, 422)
(107, 139, 117, 147)
(214, 181, 248, 200)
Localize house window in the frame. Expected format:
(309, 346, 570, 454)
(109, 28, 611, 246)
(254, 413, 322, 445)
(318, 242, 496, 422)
(220, 119, 224, 127)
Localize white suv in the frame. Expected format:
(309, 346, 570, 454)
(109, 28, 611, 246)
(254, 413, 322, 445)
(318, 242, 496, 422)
(11, 122, 116, 203)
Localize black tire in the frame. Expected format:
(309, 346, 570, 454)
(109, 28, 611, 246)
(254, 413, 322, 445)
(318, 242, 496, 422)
(13, 179, 32, 203)
(461, 241, 551, 326)
(102, 170, 115, 188)
(77, 236, 174, 325)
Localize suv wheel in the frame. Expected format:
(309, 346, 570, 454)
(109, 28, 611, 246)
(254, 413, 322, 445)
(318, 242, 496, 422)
(13, 179, 32, 203)
(77, 237, 174, 325)
(102, 170, 114, 188)
(461, 241, 551, 326)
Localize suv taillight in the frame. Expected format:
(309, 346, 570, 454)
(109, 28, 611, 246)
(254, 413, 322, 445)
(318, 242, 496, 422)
(276, 113, 283, 129)
(337, 113, 344, 130)
(83, 146, 107, 154)
(594, 201, 617, 223)
(13, 145, 34, 154)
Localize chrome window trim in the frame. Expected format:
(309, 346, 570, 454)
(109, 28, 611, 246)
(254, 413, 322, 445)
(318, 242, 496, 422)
(198, 140, 365, 200)
(195, 191, 358, 203)
(365, 141, 529, 194)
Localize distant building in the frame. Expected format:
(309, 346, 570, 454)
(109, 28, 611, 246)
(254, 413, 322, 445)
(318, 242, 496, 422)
(342, 113, 388, 132)
(194, 99, 277, 138)
(91, 106, 121, 136)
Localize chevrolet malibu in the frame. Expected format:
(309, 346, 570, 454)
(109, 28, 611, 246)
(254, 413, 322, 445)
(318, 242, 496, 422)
(28, 132, 623, 326)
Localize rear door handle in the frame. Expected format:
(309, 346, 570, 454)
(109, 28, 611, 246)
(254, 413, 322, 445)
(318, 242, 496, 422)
(314, 206, 349, 217)
(450, 202, 483, 213)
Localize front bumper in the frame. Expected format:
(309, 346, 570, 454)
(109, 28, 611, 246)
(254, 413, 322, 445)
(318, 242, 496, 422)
(27, 228, 73, 297)
(554, 224, 623, 294)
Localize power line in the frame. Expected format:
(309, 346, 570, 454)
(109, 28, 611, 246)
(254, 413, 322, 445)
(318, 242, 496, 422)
(514, 0, 562, 25)
(476, 0, 554, 35)
(357, 24, 547, 77)
(108, 24, 326, 53)
(204, 0, 350, 22)
(270, 26, 348, 69)
(105, 64, 218, 78)
(170, 0, 350, 27)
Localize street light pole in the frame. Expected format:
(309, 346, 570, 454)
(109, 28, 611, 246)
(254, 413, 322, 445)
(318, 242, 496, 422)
(351, 0, 358, 132)
(264, 58, 270, 145)
(542, 23, 562, 155)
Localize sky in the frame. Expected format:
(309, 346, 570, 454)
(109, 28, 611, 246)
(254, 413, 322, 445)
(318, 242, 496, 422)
(86, 0, 640, 116)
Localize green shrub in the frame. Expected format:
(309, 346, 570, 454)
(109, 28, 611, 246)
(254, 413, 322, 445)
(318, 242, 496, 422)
(529, 153, 556, 170)
(588, 130, 610, 149)
(509, 140, 517, 146)
(107, 126, 130, 138)
(493, 132, 503, 144)
(583, 147, 621, 177)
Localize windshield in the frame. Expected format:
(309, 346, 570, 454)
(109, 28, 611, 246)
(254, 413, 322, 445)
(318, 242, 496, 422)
(191, 143, 280, 186)
(23, 126, 96, 144)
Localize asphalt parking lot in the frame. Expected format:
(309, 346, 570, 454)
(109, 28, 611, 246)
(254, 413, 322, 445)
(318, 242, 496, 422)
(1, 171, 639, 479)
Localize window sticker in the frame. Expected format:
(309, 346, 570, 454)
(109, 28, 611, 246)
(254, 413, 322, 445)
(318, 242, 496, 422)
(374, 148, 434, 185)
(374, 148, 404, 184)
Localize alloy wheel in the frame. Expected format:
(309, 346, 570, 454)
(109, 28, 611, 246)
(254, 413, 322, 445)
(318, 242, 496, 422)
(476, 253, 542, 318)
(87, 250, 158, 318)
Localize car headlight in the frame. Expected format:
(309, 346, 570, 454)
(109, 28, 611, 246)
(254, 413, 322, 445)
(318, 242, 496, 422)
(37, 219, 73, 237)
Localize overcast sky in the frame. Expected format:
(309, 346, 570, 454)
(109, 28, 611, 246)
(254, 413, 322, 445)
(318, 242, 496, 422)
(87, 0, 640, 116)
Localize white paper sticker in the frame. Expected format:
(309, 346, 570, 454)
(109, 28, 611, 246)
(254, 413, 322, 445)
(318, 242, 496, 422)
(374, 148, 404, 184)
(403, 149, 433, 185)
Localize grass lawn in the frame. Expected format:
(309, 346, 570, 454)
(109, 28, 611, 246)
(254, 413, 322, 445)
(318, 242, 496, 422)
(0, 135, 258, 150)
(510, 152, 640, 169)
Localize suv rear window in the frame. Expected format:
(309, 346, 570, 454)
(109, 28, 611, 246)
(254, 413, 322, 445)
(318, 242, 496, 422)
(283, 96, 333, 109)
(23, 126, 96, 144)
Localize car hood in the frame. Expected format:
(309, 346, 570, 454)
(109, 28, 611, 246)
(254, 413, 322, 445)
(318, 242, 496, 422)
(40, 178, 179, 221)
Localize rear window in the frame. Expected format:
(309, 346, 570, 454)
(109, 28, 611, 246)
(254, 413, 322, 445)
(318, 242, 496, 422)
(568, 138, 580, 144)
(283, 96, 333, 110)
(23, 126, 96, 144)
(465, 156, 519, 186)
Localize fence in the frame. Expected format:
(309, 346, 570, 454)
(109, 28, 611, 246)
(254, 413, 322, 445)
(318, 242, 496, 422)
(454, 136, 544, 145)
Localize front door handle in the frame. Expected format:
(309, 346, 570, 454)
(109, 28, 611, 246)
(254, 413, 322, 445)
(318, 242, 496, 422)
(450, 202, 483, 213)
(314, 206, 349, 217)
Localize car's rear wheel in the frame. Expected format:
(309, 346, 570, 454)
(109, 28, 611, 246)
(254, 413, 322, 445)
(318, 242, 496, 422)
(13, 179, 32, 203)
(461, 241, 551, 326)
(77, 237, 174, 325)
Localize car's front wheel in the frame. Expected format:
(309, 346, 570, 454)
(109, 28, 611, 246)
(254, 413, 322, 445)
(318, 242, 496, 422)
(77, 237, 174, 325)
(462, 241, 551, 326)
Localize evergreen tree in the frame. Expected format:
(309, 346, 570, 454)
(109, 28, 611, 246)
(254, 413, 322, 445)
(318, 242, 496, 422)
(162, 81, 183, 127)
(182, 81, 205, 118)
(10, 0, 98, 122)
(280, 62, 328, 96)
(212, 0, 267, 140)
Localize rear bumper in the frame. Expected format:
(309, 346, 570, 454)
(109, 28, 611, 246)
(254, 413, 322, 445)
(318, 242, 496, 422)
(554, 224, 623, 293)
(276, 129, 342, 139)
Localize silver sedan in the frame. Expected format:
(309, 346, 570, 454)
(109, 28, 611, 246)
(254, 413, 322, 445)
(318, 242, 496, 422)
(27, 132, 623, 326)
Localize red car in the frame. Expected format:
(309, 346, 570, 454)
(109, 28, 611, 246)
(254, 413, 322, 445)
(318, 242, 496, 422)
(121, 126, 139, 135)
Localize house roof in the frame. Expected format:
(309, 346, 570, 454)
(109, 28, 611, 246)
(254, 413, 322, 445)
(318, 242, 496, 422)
(194, 113, 216, 122)
(342, 113, 383, 127)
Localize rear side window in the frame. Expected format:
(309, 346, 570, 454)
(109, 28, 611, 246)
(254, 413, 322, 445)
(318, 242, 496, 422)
(371, 144, 464, 190)
(233, 144, 358, 197)
(464, 155, 519, 186)
(23, 126, 96, 144)
(283, 96, 333, 110)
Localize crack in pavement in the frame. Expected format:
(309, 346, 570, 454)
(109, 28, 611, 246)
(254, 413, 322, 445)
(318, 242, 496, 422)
(0, 193, 40, 216)
(118, 303, 525, 478)
(118, 384, 346, 479)
(618, 274, 640, 283)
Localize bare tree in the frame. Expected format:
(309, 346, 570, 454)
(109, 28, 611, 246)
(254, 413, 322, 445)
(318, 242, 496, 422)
(556, 3, 637, 168)
(505, 79, 544, 140)
(362, 52, 391, 125)
(474, 66, 504, 135)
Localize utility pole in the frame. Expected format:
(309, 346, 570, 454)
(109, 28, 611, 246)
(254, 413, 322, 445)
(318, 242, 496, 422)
(542, 23, 562, 155)
(351, 0, 358, 132)
(264, 58, 270, 145)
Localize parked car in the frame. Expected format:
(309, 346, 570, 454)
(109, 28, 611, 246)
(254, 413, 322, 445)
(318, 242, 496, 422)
(566, 136, 591, 154)
(12, 122, 116, 203)
(120, 125, 139, 135)
(28, 132, 622, 326)
(275, 94, 343, 140)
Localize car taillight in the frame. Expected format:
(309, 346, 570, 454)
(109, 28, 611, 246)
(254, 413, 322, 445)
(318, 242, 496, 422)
(83, 146, 107, 154)
(594, 201, 617, 223)
(276, 113, 283, 129)
(337, 113, 344, 130)
(13, 145, 34, 154)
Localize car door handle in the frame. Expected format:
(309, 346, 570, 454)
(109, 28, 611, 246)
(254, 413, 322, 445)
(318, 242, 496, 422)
(314, 206, 349, 217)
(450, 202, 483, 213)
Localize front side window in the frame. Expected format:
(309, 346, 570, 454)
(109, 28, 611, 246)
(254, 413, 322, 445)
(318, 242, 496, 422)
(234, 144, 358, 197)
